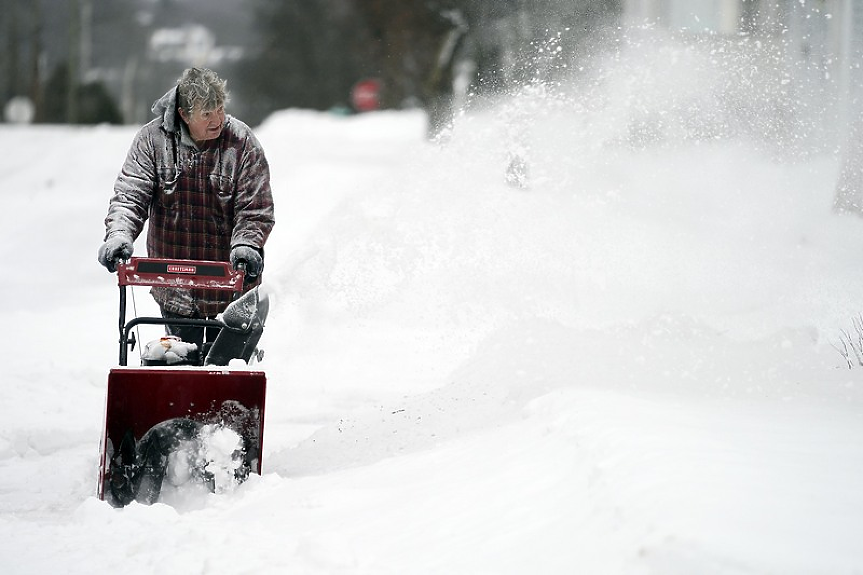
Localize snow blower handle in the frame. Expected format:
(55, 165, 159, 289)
(234, 261, 248, 296)
(117, 258, 245, 290)
(115, 258, 246, 365)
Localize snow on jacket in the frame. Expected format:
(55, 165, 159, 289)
(104, 87, 275, 317)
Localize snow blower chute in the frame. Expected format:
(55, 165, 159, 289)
(97, 258, 268, 507)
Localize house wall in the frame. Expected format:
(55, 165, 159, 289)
(623, 0, 740, 33)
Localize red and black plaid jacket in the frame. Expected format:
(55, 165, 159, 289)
(104, 88, 275, 317)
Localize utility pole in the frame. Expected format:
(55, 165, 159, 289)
(67, 0, 80, 123)
(3, 0, 21, 102)
(81, 0, 93, 79)
(28, 0, 43, 122)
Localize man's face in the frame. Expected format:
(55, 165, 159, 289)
(179, 104, 225, 144)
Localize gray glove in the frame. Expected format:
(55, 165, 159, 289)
(97, 233, 133, 272)
(230, 245, 263, 280)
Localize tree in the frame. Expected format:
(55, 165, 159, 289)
(237, 0, 373, 125)
(0, 0, 44, 121)
(354, 0, 467, 136)
(42, 61, 122, 124)
(239, 0, 621, 132)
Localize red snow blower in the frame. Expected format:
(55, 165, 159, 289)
(97, 258, 268, 507)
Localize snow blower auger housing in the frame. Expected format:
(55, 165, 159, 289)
(98, 258, 268, 507)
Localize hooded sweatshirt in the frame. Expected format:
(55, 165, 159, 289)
(104, 87, 275, 317)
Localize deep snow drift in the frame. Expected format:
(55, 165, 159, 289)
(1, 30, 863, 574)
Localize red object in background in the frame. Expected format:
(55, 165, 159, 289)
(351, 78, 382, 112)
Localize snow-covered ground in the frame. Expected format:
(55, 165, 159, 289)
(1, 31, 863, 574)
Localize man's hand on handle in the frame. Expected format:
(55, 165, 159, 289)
(98, 233, 133, 272)
(230, 245, 263, 281)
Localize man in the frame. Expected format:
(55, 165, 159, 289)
(98, 68, 275, 349)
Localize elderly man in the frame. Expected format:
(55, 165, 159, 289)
(98, 67, 275, 349)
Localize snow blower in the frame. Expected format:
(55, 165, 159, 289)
(97, 258, 268, 507)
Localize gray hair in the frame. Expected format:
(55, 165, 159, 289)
(176, 67, 229, 114)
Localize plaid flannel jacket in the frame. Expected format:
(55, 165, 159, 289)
(104, 88, 275, 317)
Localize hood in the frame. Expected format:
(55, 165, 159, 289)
(150, 87, 181, 133)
